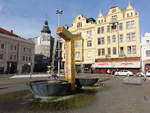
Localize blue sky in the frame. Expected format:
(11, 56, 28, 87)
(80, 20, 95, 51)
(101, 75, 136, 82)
(0, 0, 149, 38)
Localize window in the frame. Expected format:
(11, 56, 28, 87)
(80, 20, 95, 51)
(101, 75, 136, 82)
(127, 45, 136, 54)
(120, 47, 124, 56)
(127, 33, 136, 41)
(87, 51, 93, 58)
(24, 48, 26, 52)
(10, 45, 13, 50)
(75, 41, 80, 48)
(131, 12, 133, 16)
(1, 44, 4, 49)
(113, 47, 117, 55)
(119, 23, 123, 30)
(14, 46, 17, 50)
(146, 40, 150, 44)
(146, 50, 150, 57)
(108, 48, 111, 55)
(107, 36, 111, 44)
(111, 24, 117, 30)
(23, 56, 25, 61)
(10, 55, 12, 60)
(29, 57, 31, 61)
(26, 56, 28, 61)
(98, 48, 105, 56)
(119, 34, 123, 42)
(29, 48, 31, 52)
(77, 22, 82, 28)
(98, 37, 105, 45)
(112, 35, 116, 43)
(87, 40, 92, 47)
(87, 30, 92, 37)
(0, 54, 3, 59)
(77, 32, 82, 36)
(97, 26, 104, 34)
(127, 12, 133, 17)
(75, 52, 80, 58)
(107, 26, 110, 32)
(14, 55, 16, 60)
(126, 21, 135, 29)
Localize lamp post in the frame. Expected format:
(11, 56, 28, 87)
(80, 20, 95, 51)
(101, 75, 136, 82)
(28, 62, 32, 78)
(56, 9, 63, 77)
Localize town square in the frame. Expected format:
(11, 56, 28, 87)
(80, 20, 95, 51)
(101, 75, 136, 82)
(0, 0, 150, 113)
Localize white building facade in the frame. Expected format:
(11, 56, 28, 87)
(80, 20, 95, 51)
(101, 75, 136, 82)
(141, 33, 150, 72)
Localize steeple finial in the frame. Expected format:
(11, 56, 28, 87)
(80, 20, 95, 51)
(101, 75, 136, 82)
(41, 20, 51, 34)
(127, 0, 133, 9)
(128, 0, 131, 6)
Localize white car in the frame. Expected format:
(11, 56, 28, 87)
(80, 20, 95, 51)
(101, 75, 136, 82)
(146, 71, 150, 77)
(135, 72, 145, 77)
(114, 70, 133, 76)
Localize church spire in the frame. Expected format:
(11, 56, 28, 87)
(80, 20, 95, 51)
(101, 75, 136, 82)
(41, 20, 51, 34)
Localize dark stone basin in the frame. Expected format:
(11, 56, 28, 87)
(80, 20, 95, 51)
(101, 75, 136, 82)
(75, 78, 99, 87)
(27, 80, 71, 97)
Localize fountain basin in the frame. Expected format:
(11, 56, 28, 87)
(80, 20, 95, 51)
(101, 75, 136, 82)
(75, 78, 99, 87)
(27, 80, 71, 97)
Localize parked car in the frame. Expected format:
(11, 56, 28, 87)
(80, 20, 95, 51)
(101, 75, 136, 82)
(146, 71, 150, 77)
(114, 70, 133, 76)
(135, 72, 145, 77)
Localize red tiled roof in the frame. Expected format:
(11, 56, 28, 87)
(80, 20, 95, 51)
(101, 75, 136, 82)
(0, 27, 20, 38)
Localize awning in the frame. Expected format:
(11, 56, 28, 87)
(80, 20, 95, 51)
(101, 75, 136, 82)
(91, 61, 141, 68)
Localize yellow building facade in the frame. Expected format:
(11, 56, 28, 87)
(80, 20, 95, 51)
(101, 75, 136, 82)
(62, 3, 141, 73)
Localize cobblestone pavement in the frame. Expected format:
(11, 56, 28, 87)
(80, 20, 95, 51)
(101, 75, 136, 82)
(67, 76, 150, 113)
(1, 74, 150, 113)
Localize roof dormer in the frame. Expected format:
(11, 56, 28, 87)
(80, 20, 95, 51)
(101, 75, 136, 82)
(97, 12, 105, 24)
(97, 12, 103, 18)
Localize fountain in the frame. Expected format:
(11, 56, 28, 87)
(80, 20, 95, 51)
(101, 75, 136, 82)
(27, 26, 99, 98)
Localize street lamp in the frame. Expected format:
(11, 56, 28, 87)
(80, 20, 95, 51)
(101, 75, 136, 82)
(56, 9, 63, 77)
(28, 62, 32, 78)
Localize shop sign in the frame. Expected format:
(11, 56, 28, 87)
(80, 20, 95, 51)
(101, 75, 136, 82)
(92, 62, 140, 68)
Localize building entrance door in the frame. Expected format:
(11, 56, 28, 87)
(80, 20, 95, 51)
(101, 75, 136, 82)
(7, 62, 17, 74)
